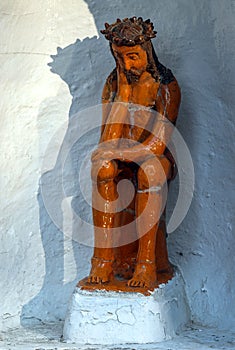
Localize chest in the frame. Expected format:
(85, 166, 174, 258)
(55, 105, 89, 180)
(128, 80, 159, 107)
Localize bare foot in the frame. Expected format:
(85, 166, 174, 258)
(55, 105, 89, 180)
(127, 261, 157, 288)
(87, 257, 113, 284)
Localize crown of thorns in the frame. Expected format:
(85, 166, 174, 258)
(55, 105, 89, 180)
(100, 17, 157, 46)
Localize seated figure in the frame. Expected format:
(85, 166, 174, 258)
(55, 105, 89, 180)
(84, 17, 181, 290)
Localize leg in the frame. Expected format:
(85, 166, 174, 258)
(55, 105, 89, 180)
(128, 156, 171, 288)
(113, 203, 138, 279)
(88, 159, 119, 283)
(113, 164, 138, 279)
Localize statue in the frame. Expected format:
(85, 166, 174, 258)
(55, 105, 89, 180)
(79, 17, 181, 293)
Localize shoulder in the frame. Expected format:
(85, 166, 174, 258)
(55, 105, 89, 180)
(156, 77, 181, 123)
(156, 59, 181, 102)
(159, 79, 181, 99)
(155, 60, 181, 106)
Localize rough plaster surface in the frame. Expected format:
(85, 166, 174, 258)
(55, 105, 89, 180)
(0, 0, 235, 336)
(0, 0, 97, 331)
(1, 324, 235, 350)
(63, 272, 190, 344)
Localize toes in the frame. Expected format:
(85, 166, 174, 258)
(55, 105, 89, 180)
(88, 276, 98, 283)
(101, 278, 108, 283)
(95, 276, 102, 283)
(87, 275, 110, 284)
(127, 278, 147, 287)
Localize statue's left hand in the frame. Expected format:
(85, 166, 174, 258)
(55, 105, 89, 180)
(91, 146, 152, 163)
(91, 146, 129, 162)
(91, 147, 117, 162)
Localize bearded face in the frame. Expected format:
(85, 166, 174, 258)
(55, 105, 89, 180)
(124, 69, 142, 84)
(112, 43, 148, 84)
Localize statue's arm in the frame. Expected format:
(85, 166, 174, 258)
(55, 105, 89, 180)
(99, 69, 117, 141)
(142, 79, 181, 156)
(99, 68, 130, 144)
(104, 79, 181, 163)
(155, 79, 181, 124)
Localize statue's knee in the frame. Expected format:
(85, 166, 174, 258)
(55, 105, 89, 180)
(137, 160, 167, 190)
(91, 160, 118, 182)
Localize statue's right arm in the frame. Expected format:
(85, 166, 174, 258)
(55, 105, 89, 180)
(99, 69, 117, 141)
(99, 68, 129, 144)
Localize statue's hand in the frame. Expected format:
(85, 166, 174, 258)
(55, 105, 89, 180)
(91, 147, 116, 162)
(91, 145, 154, 164)
(92, 148, 145, 163)
(113, 146, 155, 163)
(91, 147, 129, 163)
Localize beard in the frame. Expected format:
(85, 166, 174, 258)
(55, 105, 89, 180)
(124, 69, 142, 84)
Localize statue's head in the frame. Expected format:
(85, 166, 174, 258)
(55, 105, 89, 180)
(101, 17, 160, 83)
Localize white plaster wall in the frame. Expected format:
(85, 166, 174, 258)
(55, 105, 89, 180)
(0, 0, 97, 330)
(0, 0, 234, 332)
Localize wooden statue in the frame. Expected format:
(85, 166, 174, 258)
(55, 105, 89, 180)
(79, 17, 181, 294)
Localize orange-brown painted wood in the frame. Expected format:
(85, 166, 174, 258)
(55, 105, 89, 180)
(77, 17, 181, 294)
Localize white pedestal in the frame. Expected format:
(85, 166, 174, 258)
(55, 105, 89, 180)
(63, 270, 190, 345)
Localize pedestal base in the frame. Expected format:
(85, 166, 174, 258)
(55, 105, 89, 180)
(63, 270, 190, 345)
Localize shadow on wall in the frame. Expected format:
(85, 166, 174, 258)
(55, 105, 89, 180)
(20, 34, 114, 326)
(20, 1, 190, 326)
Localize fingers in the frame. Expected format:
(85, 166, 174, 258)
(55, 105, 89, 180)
(91, 150, 114, 162)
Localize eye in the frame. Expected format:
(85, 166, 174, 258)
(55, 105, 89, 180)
(127, 54, 138, 60)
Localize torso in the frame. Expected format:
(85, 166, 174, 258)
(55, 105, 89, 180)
(114, 74, 160, 143)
